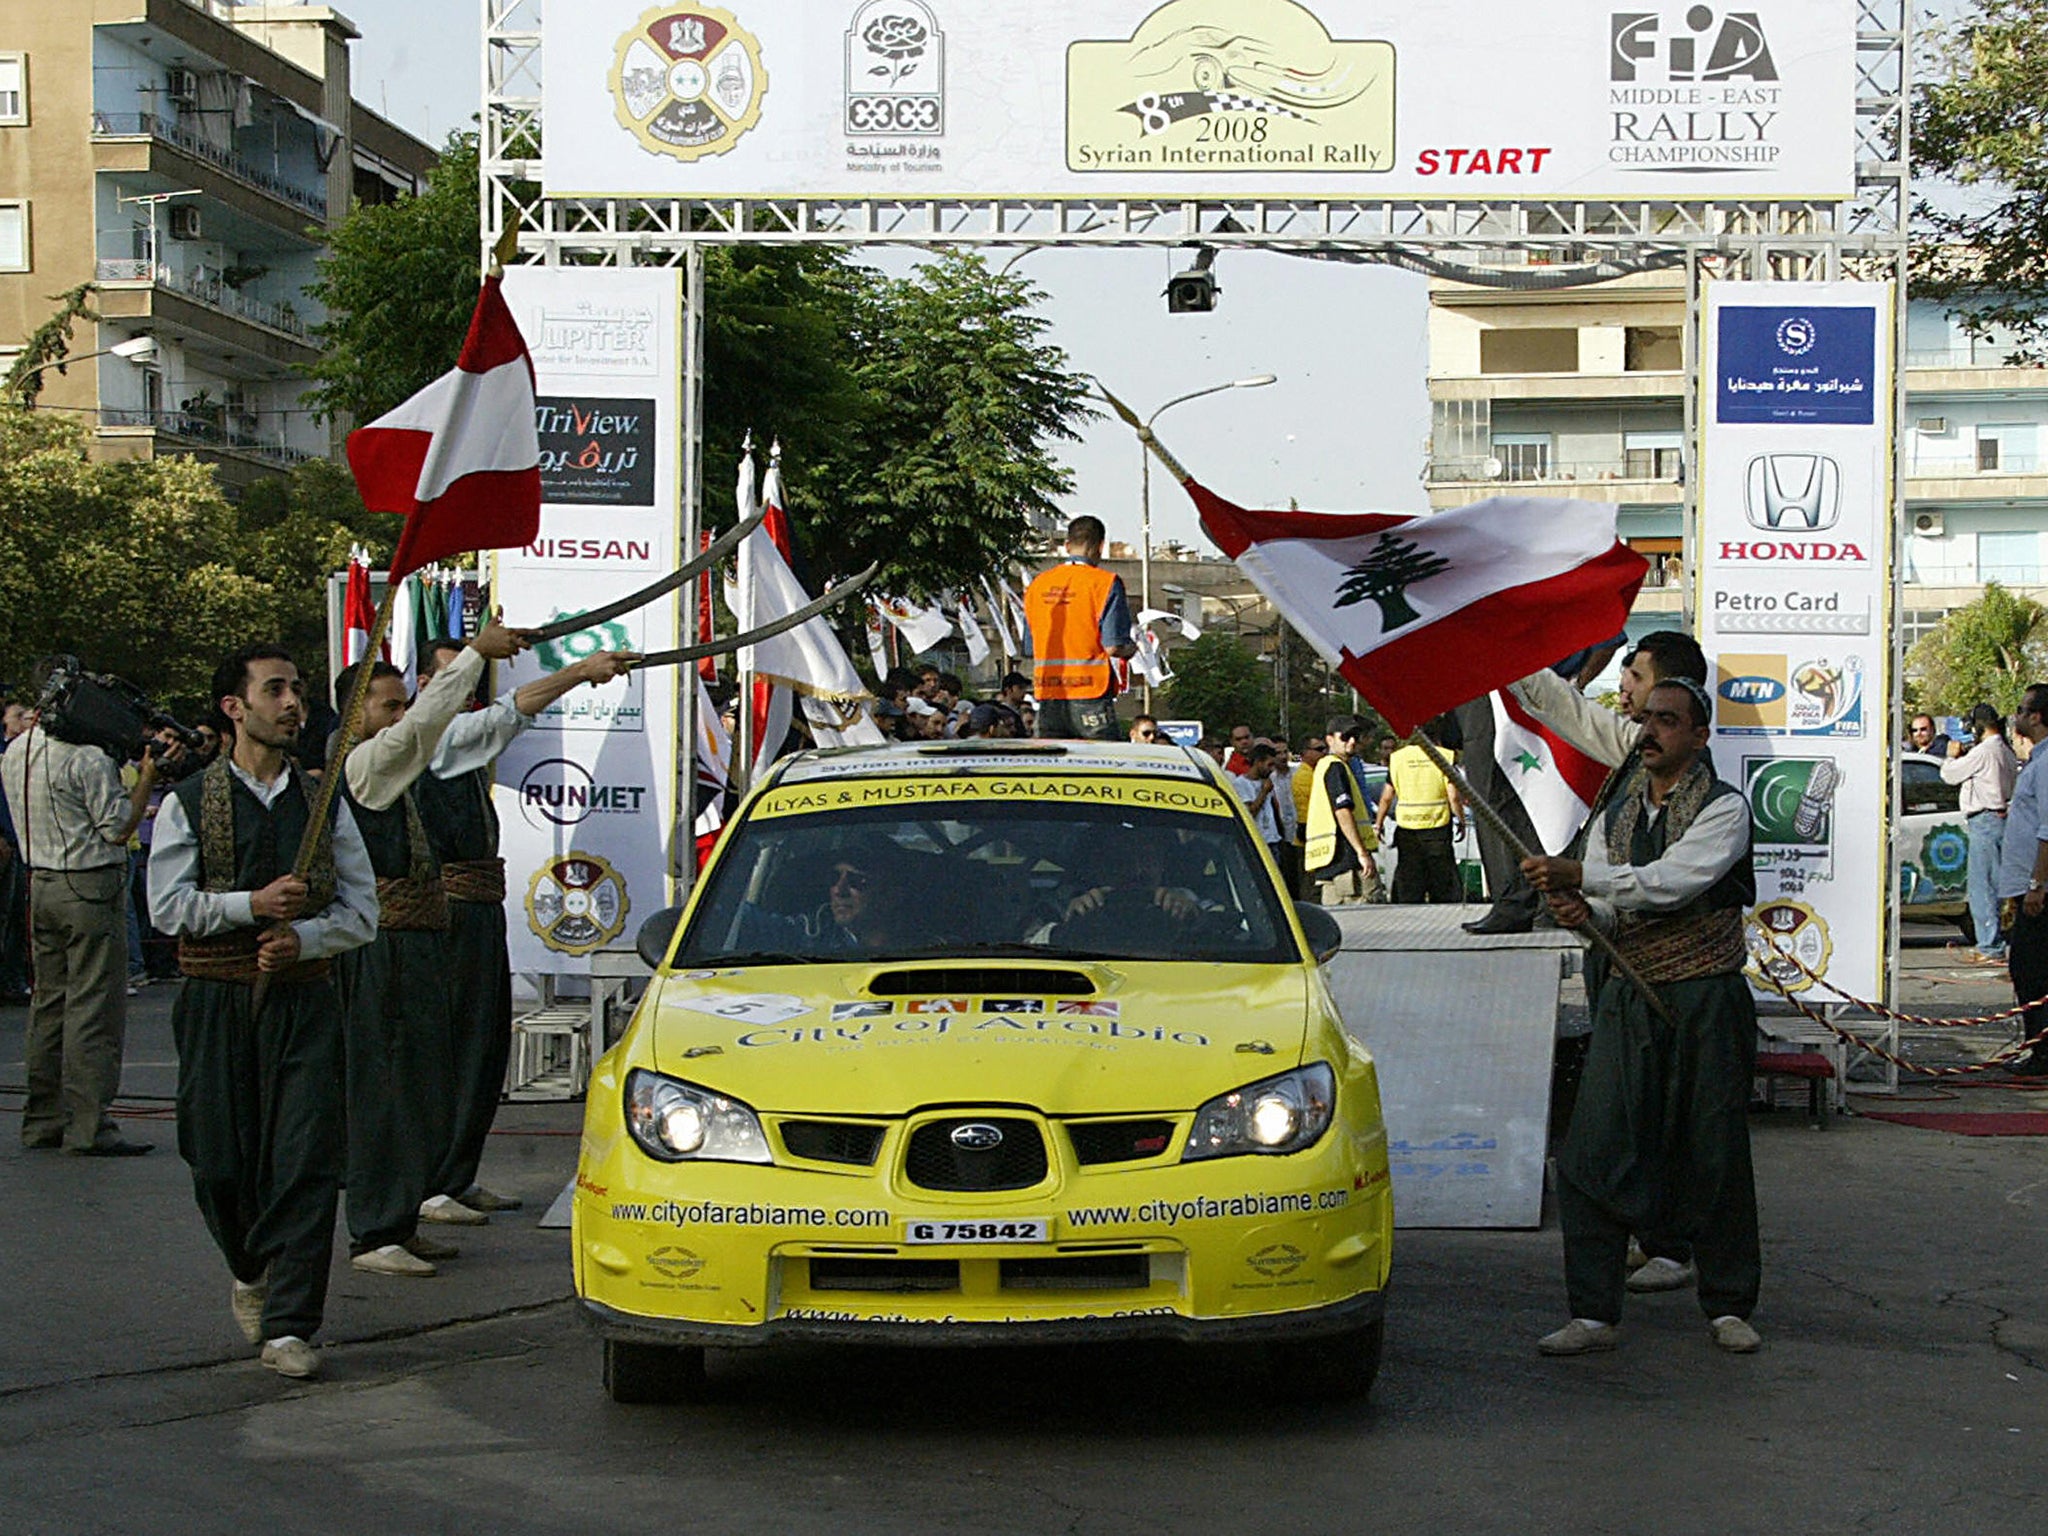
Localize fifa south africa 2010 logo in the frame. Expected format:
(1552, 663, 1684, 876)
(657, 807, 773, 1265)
(611, 5, 767, 162)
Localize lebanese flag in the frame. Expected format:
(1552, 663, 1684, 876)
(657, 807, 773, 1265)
(1491, 688, 1609, 855)
(345, 275, 541, 581)
(1186, 483, 1648, 735)
(342, 549, 377, 665)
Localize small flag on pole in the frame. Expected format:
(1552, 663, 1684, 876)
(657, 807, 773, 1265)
(343, 549, 376, 666)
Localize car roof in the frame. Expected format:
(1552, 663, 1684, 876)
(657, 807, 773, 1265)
(770, 739, 1214, 787)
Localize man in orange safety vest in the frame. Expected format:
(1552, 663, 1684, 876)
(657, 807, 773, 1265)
(1024, 516, 1138, 741)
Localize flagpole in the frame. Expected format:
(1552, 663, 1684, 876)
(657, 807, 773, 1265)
(1406, 731, 1682, 1030)
(734, 433, 757, 795)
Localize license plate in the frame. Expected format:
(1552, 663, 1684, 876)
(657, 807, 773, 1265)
(902, 1218, 1050, 1245)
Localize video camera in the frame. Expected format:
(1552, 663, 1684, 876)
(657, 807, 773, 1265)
(32, 656, 203, 761)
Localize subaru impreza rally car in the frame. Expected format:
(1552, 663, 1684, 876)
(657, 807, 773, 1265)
(574, 740, 1392, 1402)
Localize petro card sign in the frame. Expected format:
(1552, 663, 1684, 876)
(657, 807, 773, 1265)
(495, 267, 684, 971)
(1697, 279, 1894, 1006)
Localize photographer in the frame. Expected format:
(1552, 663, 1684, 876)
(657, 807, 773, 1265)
(0, 700, 168, 1155)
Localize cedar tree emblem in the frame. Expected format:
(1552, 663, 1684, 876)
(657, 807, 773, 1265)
(1332, 532, 1452, 631)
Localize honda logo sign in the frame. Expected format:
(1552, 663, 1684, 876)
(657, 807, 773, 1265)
(1744, 454, 1840, 531)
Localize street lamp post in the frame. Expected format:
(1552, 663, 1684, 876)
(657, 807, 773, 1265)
(1137, 373, 1277, 710)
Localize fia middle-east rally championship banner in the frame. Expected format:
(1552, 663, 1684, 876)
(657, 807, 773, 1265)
(1697, 280, 1894, 1006)
(541, 0, 1856, 203)
(496, 268, 683, 972)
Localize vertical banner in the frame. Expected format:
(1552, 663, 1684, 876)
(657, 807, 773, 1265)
(495, 268, 682, 972)
(1697, 279, 1894, 1005)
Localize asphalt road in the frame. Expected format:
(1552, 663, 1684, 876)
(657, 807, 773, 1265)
(0, 935, 2043, 1536)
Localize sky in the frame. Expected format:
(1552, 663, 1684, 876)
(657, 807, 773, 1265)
(328, 0, 1434, 555)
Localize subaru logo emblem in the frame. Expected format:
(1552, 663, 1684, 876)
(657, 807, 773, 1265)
(950, 1123, 1004, 1152)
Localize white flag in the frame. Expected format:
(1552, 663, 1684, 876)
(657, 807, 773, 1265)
(878, 593, 954, 655)
(981, 577, 1017, 656)
(952, 590, 990, 667)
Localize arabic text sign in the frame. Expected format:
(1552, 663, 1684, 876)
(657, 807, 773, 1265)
(543, 0, 1857, 202)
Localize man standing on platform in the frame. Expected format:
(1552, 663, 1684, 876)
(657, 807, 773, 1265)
(1025, 516, 1137, 741)
(1522, 679, 1763, 1358)
(1376, 716, 1465, 904)
(150, 645, 379, 1379)
(411, 636, 639, 1226)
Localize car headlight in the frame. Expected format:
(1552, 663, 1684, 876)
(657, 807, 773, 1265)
(1182, 1063, 1335, 1161)
(624, 1068, 771, 1164)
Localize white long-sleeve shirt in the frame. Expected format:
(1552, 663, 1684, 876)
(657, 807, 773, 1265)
(148, 762, 378, 960)
(344, 645, 486, 810)
(1938, 732, 2017, 814)
(1579, 790, 1750, 934)
(430, 687, 537, 779)
(1507, 667, 1637, 771)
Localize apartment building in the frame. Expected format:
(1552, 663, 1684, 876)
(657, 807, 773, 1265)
(1424, 271, 2048, 667)
(0, 0, 436, 493)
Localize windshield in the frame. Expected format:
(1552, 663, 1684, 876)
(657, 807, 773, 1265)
(678, 791, 1299, 966)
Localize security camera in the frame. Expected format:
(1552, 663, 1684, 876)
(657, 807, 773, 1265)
(1165, 247, 1219, 314)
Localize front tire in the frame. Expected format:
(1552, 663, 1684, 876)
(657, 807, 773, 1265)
(1268, 1318, 1383, 1401)
(603, 1339, 708, 1404)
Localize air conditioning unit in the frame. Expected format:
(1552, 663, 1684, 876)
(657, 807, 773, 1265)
(1912, 510, 1946, 537)
(168, 205, 202, 241)
(1916, 417, 1948, 434)
(166, 68, 200, 106)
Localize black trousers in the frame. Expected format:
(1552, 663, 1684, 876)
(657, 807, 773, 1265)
(428, 899, 513, 1201)
(2009, 906, 2048, 1060)
(1392, 824, 1461, 903)
(336, 929, 454, 1253)
(173, 974, 344, 1341)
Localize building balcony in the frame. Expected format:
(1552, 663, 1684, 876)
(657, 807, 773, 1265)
(99, 407, 315, 470)
(95, 259, 309, 342)
(91, 112, 327, 222)
(1428, 371, 1684, 404)
(1426, 456, 1681, 487)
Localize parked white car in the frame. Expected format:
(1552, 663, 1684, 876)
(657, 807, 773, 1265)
(1897, 750, 1972, 936)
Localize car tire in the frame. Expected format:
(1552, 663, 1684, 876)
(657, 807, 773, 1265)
(603, 1339, 709, 1404)
(1269, 1318, 1383, 1400)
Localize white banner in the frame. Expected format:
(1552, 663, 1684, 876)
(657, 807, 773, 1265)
(494, 268, 683, 972)
(543, 0, 1856, 203)
(1697, 279, 1893, 1006)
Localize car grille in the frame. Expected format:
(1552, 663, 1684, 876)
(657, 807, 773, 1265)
(779, 1119, 885, 1166)
(809, 1258, 958, 1293)
(1066, 1119, 1177, 1165)
(1000, 1255, 1149, 1291)
(903, 1117, 1048, 1192)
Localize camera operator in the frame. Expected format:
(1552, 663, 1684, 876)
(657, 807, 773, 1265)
(0, 700, 173, 1155)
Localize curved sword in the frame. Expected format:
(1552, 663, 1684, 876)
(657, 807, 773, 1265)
(625, 562, 881, 670)
(522, 501, 771, 643)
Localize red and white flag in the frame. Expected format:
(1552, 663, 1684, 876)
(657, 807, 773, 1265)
(691, 674, 732, 871)
(342, 548, 378, 666)
(345, 275, 541, 580)
(1186, 483, 1648, 735)
(1491, 688, 1610, 854)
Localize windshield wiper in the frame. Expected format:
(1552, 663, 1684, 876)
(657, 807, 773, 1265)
(682, 950, 816, 967)
(874, 941, 1132, 963)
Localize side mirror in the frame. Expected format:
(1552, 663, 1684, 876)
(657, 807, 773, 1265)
(1295, 902, 1344, 966)
(635, 906, 685, 971)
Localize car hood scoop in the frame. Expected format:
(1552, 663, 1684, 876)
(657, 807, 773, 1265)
(649, 962, 1315, 1116)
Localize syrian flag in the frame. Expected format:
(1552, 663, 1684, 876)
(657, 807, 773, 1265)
(343, 549, 377, 666)
(1186, 484, 1648, 735)
(1491, 689, 1609, 854)
(345, 275, 542, 581)
(729, 455, 884, 758)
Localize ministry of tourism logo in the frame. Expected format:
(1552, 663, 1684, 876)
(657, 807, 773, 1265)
(846, 0, 945, 136)
(611, 5, 767, 163)
(1607, 6, 1785, 174)
(1744, 454, 1839, 532)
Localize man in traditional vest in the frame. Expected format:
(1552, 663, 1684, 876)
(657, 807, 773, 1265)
(149, 645, 379, 1380)
(411, 636, 638, 1226)
(1025, 515, 1137, 741)
(329, 617, 525, 1278)
(1521, 678, 1764, 1357)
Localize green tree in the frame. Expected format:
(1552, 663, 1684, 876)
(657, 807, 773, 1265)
(1914, 1, 2048, 359)
(1905, 581, 2048, 716)
(1163, 633, 1277, 737)
(2, 283, 102, 407)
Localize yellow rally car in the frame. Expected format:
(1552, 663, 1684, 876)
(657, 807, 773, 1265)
(574, 740, 1393, 1402)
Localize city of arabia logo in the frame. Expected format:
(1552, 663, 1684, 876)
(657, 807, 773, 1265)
(611, 5, 767, 162)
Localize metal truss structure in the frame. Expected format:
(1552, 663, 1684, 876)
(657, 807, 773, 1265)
(483, 0, 1915, 1051)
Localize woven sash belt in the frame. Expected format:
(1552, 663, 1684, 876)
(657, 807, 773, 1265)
(440, 857, 507, 905)
(178, 931, 329, 986)
(376, 874, 450, 932)
(1613, 906, 1747, 985)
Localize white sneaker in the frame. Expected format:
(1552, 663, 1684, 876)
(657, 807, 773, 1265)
(1538, 1318, 1621, 1356)
(1626, 1256, 1697, 1293)
(260, 1336, 320, 1379)
(350, 1243, 437, 1278)
(419, 1194, 488, 1226)
(1709, 1315, 1762, 1353)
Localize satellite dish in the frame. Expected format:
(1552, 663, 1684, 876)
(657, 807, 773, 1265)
(1483, 456, 1505, 480)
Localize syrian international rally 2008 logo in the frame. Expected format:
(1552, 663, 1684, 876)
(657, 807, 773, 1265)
(612, 5, 766, 162)
(527, 853, 631, 957)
